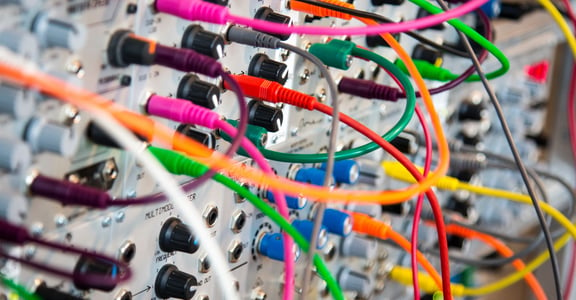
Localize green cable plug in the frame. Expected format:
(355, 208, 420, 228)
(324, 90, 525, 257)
(148, 146, 209, 177)
(410, 0, 511, 80)
(309, 39, 356, 70)
(0, 276, 40, 300)
(148, 147, 345, 299)
(395, 59, 458, 82)
(219, 120, 268, 156)
(433, 291, 444, 300)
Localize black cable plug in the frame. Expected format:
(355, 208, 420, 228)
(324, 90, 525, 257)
(225, 25, 281, 49)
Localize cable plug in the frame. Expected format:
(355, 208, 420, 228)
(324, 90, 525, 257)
(338, 77, 401, 101)
(349, 212, 390, 239)
(0, 218, 30, 244)
(389, 266, 465, 296)
(28, 174, 111, 209)
(155, 0, 230, 24)
(148, 146, 209, 178)
(381, 161, 460, 191)
(309, 39, 356, 70)
(146, 94, 221, 129)
(226, 26, 280, 49)
(220, 119, 268, 149)
(107, 30, 222, 77)
(290, 0, 354, 20)
(395, 59, 457, 82)
(224, 74, 317, 110)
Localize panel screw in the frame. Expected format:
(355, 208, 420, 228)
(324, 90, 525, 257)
(54, 215, 68, 227)
(101, 216, 112, 228)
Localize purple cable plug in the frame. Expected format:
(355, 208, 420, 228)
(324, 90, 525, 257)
(0, 219, 30, 244)
(147, 95, 220, 129)
(338, 77, 401, 101)
(29, 174, 111, 209)
(154, 44, 222, 77)
(0, 218, 132, 289)
(155, 0, 230, 24)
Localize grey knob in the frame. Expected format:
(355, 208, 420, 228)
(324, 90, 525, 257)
(0, 83, 35, 118)
(32, 13, 86, 50)
(0, 191, 28, 224)
(338, 268, 372, 297)
(0, 30, 39, 62)
(356, 159, 385, 186)
(0, 137, 32, 171)
(341, 234, 377, 260)
(25, 118, 79, 157)
(0, 0, 38, 9)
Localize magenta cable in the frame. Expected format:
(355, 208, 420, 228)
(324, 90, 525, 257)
(147, 94, 295, 300)
(410, 105, 433, 298)
(560, 0, 576, 297)
(154, 0, 487, 36)
(374, 60, 434, 297)
(215, 120, 295, 300)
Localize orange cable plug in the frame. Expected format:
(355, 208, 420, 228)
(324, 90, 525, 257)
(290, 0, 353, 20)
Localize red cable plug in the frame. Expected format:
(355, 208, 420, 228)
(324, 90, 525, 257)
(224, 74, 317, 110)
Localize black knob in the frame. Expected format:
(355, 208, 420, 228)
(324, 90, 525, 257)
(371, 0, 404, 6)
(458, 101, 487, 121)
(416, 8, 445, 30)
(73, 256, 118, 291)
(445, 195, 474, 218)
(248, 100, 283, 132)
(107, 30, 155, 67)
(254, 7, 292, 41)
(249, 53, 289, 85)
(390, 132, 419, 155)
(176, 124, 216, 149)
(181, 25, 225, 59)
(177, 74, 220, 109)
(159, 217, 199, 254)
(155, 264, 197, 300)
(203, 0, 229, 6)
(381, 203, 406, 215)
(459, 125, 482, 146)
(87, 121, 147, 148)
(35, 282, 85, 300)
(365, 33, 400, 48)
(412, 44, 443, 65)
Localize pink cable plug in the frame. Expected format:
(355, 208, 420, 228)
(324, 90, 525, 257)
(155, 0, 229, 24)
(155, 0, 487, 36)
(216, 120, 295, 300)
(146, 94, 220, 129)
(146, 93, 296, 300)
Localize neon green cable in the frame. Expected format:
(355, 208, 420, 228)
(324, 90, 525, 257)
(257, 46, 416, 163)
(0, 276, 40, 300)
(148, 146, 344, 300)
(410, 0, 510, 81)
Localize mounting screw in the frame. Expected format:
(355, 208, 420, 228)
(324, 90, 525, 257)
(120, 75, 131, 86)
(126, 3, 138, 14)
(24, 245, 36, 259)
(54, 215, 68, 227)
(300, 68, 310, 85)
(101, 216, 112, 228)
(65, 59, 84, 78)
(115, 211, 126, 223)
